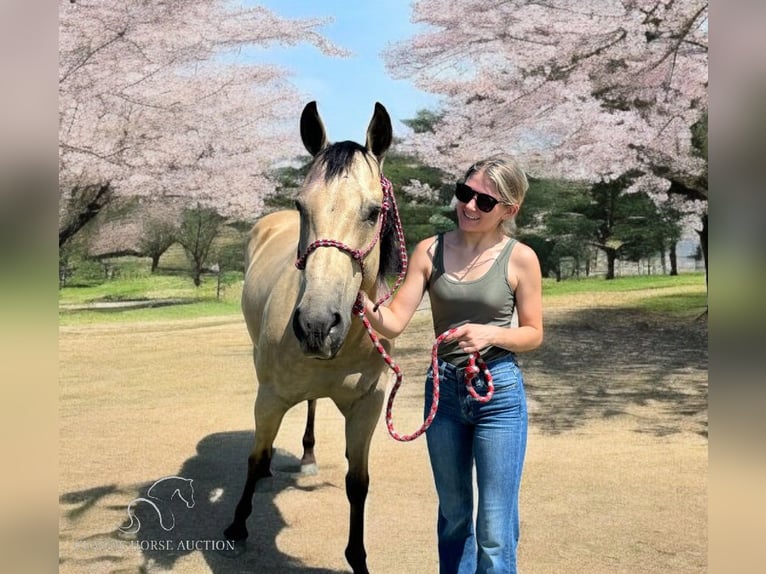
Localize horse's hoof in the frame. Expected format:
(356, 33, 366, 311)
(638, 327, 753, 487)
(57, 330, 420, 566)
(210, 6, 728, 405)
(223, 523, 248, 542)
(346, 549, 369, 574)
(300, 462, 318, 476)
(217, 538, 247, 558)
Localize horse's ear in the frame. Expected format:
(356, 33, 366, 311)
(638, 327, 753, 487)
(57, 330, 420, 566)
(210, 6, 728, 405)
(366, 102, 392, 162)
(300, 101, 328, 157)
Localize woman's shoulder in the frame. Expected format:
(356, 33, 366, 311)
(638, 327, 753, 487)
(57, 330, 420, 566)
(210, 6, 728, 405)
(509, 239, 541, 269)
(414, 234, 440, 254)
(405, 235, 438, 282)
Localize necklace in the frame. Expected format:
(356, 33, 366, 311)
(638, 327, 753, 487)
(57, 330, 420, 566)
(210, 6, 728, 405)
(448, 238, 507, 281)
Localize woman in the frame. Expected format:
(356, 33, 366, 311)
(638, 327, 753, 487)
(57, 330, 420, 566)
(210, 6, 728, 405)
(363, 155, 543, 573)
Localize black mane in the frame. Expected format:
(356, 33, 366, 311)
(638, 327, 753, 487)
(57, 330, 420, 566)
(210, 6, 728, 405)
(377, 205, 403, 280)
(315, 141, 371, 183)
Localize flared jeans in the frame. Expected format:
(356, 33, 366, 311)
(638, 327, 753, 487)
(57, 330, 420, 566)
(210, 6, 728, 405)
(424, 355, 528, 574)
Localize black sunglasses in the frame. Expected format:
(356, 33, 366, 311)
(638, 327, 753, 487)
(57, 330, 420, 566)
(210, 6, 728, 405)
(454, 182, 506, 213)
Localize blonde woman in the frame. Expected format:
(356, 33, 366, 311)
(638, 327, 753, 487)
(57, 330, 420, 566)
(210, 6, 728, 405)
(363, 155, 543, 573)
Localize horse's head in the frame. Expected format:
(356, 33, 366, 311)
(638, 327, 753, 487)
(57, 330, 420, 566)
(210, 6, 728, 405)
(292, 101, 394, 359)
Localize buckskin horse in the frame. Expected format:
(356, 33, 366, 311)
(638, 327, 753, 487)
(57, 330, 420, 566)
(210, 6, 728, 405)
(224, 101, 401, 573)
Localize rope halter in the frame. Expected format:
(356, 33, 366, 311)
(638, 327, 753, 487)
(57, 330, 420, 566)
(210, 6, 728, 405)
(295, 177, 406, 305)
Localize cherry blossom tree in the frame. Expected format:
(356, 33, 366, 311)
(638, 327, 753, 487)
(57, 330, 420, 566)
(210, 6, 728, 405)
(59, 0, 345, 247)
(387, 0, 706, 178)
(385, 0, 708, 261)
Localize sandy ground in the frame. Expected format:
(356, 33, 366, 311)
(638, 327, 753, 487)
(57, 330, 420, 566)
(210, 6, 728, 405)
(59, 287, 707, 573)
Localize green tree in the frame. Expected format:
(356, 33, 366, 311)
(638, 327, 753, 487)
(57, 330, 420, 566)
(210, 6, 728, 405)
(581, 172, 640, 280)
(401, 108, 443, 134)
(517, 177, 593, 280)
(264, 158, 313, 212)
(176, 204, 225, 286)
(139, 218, 178, 273)
(574, 171, 682, 280)
(611, 192, 669, 271)
(655, 201, 685, 276)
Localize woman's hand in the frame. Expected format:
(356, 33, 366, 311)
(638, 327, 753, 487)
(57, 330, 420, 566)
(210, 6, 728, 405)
(443, 323, 497, 355)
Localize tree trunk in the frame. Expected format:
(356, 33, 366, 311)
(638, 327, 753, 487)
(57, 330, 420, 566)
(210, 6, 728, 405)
(605, 249, 617, 280)
(697, 212, 708, 287)
(151, 255, 160, 273)
(669, 242, 678, 276)
(58, 182, 113, 248)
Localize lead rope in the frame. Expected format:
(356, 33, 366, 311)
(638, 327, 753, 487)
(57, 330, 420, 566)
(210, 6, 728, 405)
(353, 312, 495, 442)
(357, 179, 494, 442)
(299, 176, 494, 442)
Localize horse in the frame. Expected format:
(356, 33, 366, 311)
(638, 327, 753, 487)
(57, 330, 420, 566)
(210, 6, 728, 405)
(224, 101, 400, 574)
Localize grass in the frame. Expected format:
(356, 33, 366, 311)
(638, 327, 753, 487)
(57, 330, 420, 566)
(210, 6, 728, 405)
(59, 269, 707, 326)
(542, 272, 705, 297)
(59, 271, 244, 325)
(58, 298, 242, 325)
(633, 291, 707, 318)
(542, 272, 707, 320)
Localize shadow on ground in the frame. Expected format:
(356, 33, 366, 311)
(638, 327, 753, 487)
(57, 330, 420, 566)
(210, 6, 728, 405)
(521, 306, 708, 437)
(60, 431, 346, 574)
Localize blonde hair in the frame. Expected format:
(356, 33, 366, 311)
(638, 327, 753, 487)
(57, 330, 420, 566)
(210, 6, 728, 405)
(464, 154, 529, 235)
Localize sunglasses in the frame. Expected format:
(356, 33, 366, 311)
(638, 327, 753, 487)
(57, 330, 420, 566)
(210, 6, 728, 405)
(454, 182, 507, 213)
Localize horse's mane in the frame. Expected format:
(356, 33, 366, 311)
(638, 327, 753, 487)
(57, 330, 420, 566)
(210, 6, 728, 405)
(312, 142, 403, 286)
(314, 141, 369, 183)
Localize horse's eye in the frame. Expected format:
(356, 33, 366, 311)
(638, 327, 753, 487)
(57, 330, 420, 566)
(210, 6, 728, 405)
(366, 205, 381, 224)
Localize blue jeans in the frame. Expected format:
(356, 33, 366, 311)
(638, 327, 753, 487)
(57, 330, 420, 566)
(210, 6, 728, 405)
(424, 355, 528, 574)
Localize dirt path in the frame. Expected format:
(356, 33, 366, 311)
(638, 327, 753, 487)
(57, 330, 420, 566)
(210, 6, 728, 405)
(59, 289, 707, 573)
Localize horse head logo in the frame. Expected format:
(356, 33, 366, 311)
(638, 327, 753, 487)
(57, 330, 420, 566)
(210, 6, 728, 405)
(120, 476, 195, 534)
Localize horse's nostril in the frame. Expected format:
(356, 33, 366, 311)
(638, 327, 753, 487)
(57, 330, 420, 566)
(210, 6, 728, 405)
(292, 308, 306, 339)
(293, 307, 345, 353)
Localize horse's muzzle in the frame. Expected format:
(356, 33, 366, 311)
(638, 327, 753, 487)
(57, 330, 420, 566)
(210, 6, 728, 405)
(292, 306, 349, 359)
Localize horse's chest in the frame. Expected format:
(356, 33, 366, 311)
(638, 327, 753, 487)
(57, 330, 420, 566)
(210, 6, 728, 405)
(256, 352, 383, 401)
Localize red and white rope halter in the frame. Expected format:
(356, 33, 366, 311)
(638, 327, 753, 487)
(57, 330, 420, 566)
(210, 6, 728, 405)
(296, 176, 494, 442)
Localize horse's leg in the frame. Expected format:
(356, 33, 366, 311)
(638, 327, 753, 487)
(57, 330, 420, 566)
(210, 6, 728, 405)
(224, 388, 288, 544)
(338, 388, 385, 574)
(300, 399, 318, 475)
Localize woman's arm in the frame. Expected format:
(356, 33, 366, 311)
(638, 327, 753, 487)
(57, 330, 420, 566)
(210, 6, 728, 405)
(363, 236, 435, 339)
(445, 242, 543, 354)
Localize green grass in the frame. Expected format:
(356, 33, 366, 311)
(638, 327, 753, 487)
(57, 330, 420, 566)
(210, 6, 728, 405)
(59, 271, 244, 325)
(633, 292, 708, 318)
(60, 269, 707, 326)
(542, 272, 707, 320)
(60, 275, 200, 304)
(542, 271, 706, 297)
(58, 298, 242, 326)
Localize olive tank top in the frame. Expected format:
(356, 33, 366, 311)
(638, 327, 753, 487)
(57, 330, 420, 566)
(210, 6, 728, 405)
(427, 233, 517, 367)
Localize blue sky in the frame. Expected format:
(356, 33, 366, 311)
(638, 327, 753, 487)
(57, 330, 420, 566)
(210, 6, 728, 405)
(246, 1, 440, 142)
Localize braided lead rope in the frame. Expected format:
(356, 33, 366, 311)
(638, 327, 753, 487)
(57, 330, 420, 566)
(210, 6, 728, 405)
(352, 296, 432, 442)
(352, 300, 495, 442)
(295, 176, 493, 441)
(372, 177, 408, 311)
